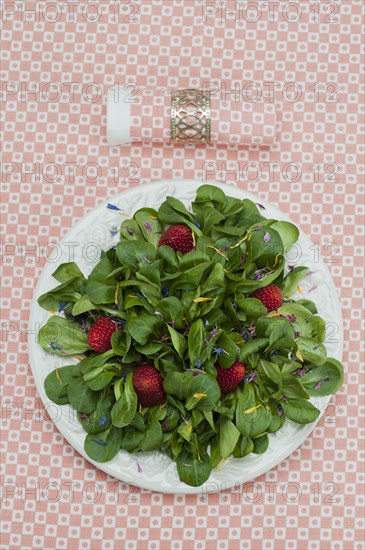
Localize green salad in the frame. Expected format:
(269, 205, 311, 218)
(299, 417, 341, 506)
(38, 185, 343, 487)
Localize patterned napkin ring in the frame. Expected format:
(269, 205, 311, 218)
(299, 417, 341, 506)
(171, 89, 211, 143)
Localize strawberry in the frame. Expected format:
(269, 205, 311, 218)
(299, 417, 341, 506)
(215, 361, 246, 393)
(87, 317, 120, 353)
(251, 284, 283, 312)
(158, 224, 194, 254)
(133, 364, 166, 407)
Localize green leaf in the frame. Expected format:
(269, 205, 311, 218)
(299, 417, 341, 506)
(52, 262, 86, 283)
(197, 206, 225, 233)
(270, 221, 299, 251)
(116, 240, 156, 269)
(232, 435, 254, 458)
(83, 364, 120, 391)
(167, 325, 187, 358)
(278, 303, 326, 343)
(127, 314, 164, 346)
(177, 447, 212, 487)
(236, 297, 267, 320)
(296, 299, 318, 314)
(85, 252, 119, 305)
(282, 398, 320, 424)
(297, 338, 327, 366)
(72, 295, 97, 316)
(210, 435, 222, 468)
(84, 426, 121, 462)
(134, 342, 164, 356)
(120, 428, 144, 451)
(37, 278, 82, 312)
(260, 359, 283, 391)
(79, 350, 115, 374)
(155, 297, 184, 329)
(139, 260, 162, 287)
(164, 371, 220, 412)
(188, 319, 205, 367)
(280, 267, 309, 298)
(219, 417, 240, 458)
(214, 334, 239, 369)
(38, 315, 89, 355)
(231, 256, 285, 294)
(247, 227, 284, 267)
(252, 434, 269, 454)
(120, 218, 143, 241)
(114, 378, 124, 401)
(157, 244, 179, 269)
(202, 263, 226, 295)
(178, 251, 210, 270)
(171, 262, 212, 291)
(234, 199, 264, 229)
(267, 401, 285, 433)
(67, 377, 100, 414)
(78, 391, 113, 434)
(299, 358, 344, 396)
(195, 184, 226, 206)
(185, 373, 221, 412)
(44, 364, 75, 405)
(121, 278, 161, 308)
(239, 338, 270, 361)
(177, 420, 193, 443)
(158, 197, 202, 236)
(282, 371, 310, 399)
(140, 416, 163, 452)
(164, 372, 191, 401)
(111, 329, 130, 356)
(111, 372, 138, 428)
(134, 208, 162, 246)
(236, 384, 271, 437)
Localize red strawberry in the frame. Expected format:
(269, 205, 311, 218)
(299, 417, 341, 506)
(158, 224, 194, 254)
(251, 284, 283, 312)
(215, 361, 246, 394)
(87, 317, 120, 353)
(133, 364, 166, 407)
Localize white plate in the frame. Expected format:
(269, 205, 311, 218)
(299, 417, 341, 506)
(29, 180, 343, 494)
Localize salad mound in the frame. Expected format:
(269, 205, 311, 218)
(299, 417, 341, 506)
(38, 185, 343, 487)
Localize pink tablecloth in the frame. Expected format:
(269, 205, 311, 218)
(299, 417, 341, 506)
(1, 1, 364, 549)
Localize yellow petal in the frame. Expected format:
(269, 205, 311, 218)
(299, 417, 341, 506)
(216, 457, 229, 471)
(193, 297, 214, 303)
(243, 404, 261, 415)
(265, 312, 282, 318)
(228, 234, 248, 249)
(193, 393, 207, 399)
(55, 368, 62, 384)
(114, 283, 120, 305)
(296, 350, 304, 362)
(207, 246, 229, 261)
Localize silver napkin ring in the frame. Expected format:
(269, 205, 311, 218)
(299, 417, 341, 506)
(171, 89, 211, 143)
